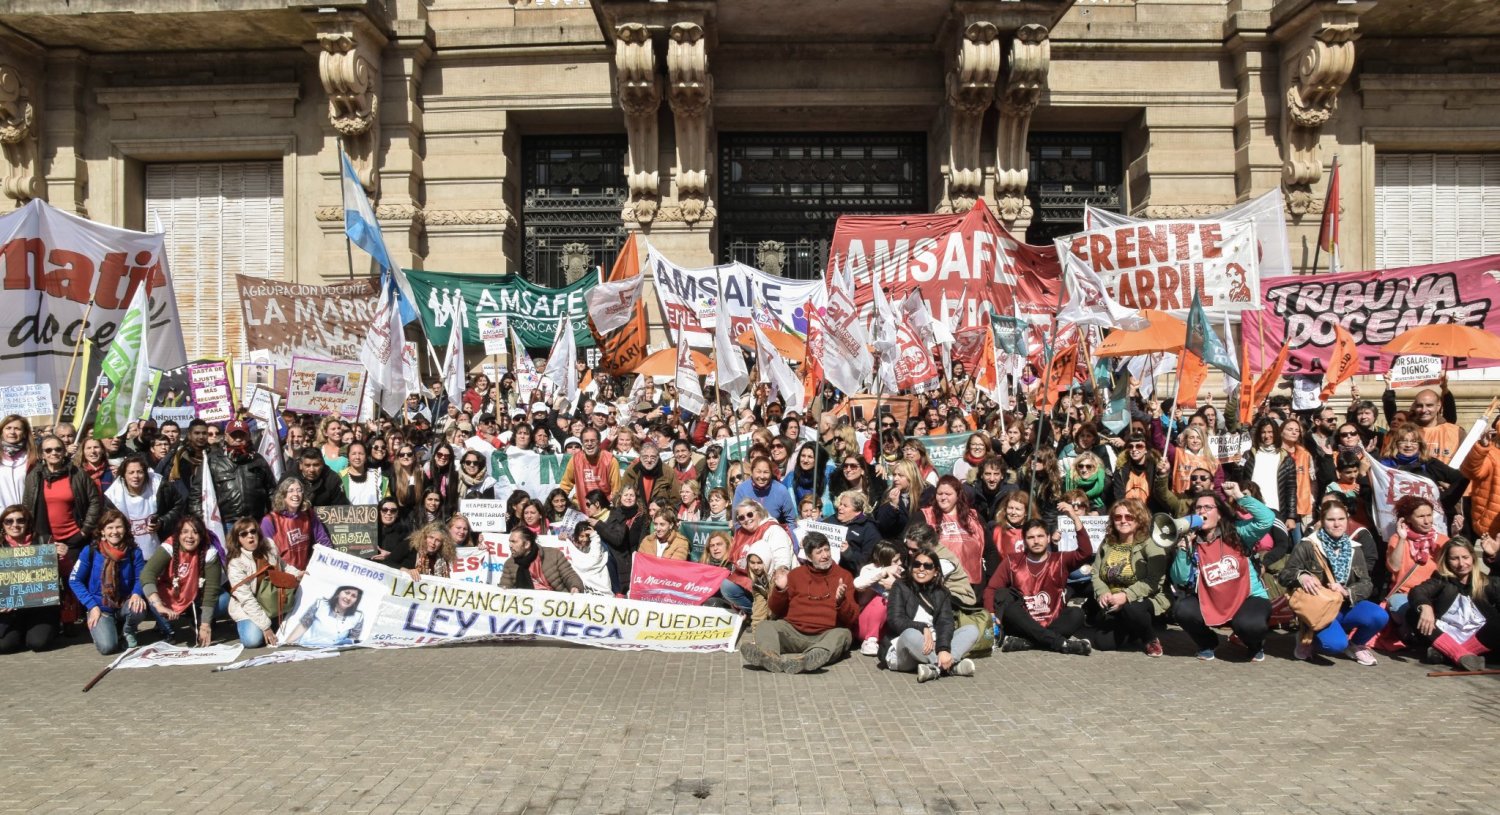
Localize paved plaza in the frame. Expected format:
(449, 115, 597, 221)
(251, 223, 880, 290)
(2, 626, 1496, 815)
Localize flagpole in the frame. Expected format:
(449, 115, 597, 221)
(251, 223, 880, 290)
(339, 145, 360, 282)
(56, 305, 95, 427)
(1310, 155, 1338, 277)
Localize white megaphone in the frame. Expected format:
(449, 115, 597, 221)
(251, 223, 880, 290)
(1150, 513, 1204, 549)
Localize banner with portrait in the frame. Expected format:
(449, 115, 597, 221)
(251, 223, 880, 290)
(285, 356, 366, 419)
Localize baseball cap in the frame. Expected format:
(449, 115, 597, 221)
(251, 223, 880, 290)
(225, 420, 250, 437)
(564, 436, 582, 449)
(509, 406, 527, 419)
(530, 402, 549, 414)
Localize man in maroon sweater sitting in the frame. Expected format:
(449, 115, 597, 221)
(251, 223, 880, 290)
(983, 504, 1096, 655)
(740, 532, 859, 674)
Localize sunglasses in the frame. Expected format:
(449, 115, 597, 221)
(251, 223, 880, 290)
(1128, 443, 1147, 450)
(380, 507, 399, 514)
(1077, 464, 1096, 472)
(735, 512, 756, 521)
(911, 561, 936, 570)
(1111, 514, 1135, 521)
(462, 459, 483, 467)
(1190, 475, 1211, 482)
(1338, 431, 1360, 438)
(42, 447, 62, 454)
(398, 451, 415, 458)
(1070, 501, 1086, 508)
(2, 518, 24, 526)
(843, 463, 861, 470)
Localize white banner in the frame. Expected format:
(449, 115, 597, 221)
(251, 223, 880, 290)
(114, 642, 244, 669)
(647, 245, 823, 349)
(1061, 218, 1260, 316)
(458, 499, 509, 533)
(1367, 456, 1449, 539)
(214, 649, 340, 672)
(1086, 188, 1294, 280)
(280, 545, 742, 653)
(0, 200, 188, 389)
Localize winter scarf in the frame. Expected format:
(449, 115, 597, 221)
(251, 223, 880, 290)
(157, 543, 204, 615)
(1065, 469, 1107, 507)
(510, 545, 540, 590)
(99, 539, 130, 610)
(1315, 527, 1355, 585)
(1405, 526, 1439, 566)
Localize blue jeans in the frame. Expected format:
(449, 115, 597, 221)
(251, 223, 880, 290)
(886, 625, 982, 672)
(1314, 601, 1390, 653)
(237, 617, 281, 648)
(89, 606, 145, 655)
(719, 580, 752, 613)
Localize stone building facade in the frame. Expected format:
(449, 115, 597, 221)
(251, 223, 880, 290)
(1, 0, 1498, 377)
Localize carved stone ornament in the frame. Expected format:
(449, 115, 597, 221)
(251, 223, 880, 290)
(0, 65, 41, 203)
(1282, 22, 1358, 216)
(941, 22, 1000, 214)
(561, 242, 594, 282)
(313, 206, 515, 228)
(316, 19, 386, 193)
(756, 240, 786, 276)
(667, 22, 713, 225)
(616, 23, 662, 224)
(995, 25, 1049, 225)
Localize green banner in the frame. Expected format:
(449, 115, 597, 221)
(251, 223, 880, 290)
(404, 268, 597, 351)
(681, 521, 730, 562)
(923, 432, 971, 476)
(489, 448, 577, 488)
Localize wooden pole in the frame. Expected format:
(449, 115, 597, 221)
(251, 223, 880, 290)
(56, 302, 96, 426)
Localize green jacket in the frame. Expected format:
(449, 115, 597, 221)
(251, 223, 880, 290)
(1169, 495, 1275, 590)
(1091, 537, 1171, 616)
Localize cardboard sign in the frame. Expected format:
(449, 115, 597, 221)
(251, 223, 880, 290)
(285, 356, 366, 419)
(188, 361, 234, 422)
(246, 385, 276, 423)
(0, 546, 59, 610)
(459, 498, 510, 533)
(1388, 355, 1443, 389)
(1055, 514, 1109, 553)
(1209, 432, 1250, 461)
(0, 384, 53, 418)
(315, 505, 379, 558)
(479, 315, 509, 356)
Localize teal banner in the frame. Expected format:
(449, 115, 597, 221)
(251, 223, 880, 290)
(404, 268, 597, 350)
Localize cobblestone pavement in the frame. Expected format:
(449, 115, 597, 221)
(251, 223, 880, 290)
(2, 625, 1497, 815)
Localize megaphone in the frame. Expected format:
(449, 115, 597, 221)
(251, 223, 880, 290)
(1150, 513, 1204, 548)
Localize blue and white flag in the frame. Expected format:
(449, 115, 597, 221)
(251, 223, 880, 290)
(341, 152, 417, 323)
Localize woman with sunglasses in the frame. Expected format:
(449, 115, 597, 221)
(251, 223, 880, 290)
(372, 498, 411, 565)
(24, 433, 103, 627)
(225, 518, 300, 648)
(1381, 424, 1468, 524)
(885, 545, 978, 682)
(424, 442, 461, 516)
(141, 516, 222, 647)
(823, 454, 881, 518)
(389, 445, 427, 519)
(456, 451, 497, 500)
(0, 506, 61, 652)
(68, 509, 146, 654)
(1107, 431, 1161, 510)
(1063, 452, 1109, 513)
(366, 436, 391, 474)
(1168, 481, 1276, 661)
(721, 500, 795, 613)
(1086, 498, 1169, 656)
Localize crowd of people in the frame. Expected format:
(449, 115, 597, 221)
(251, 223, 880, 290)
(2, 360, 1497, 683)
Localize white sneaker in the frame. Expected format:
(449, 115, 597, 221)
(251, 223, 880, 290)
(859, 637, 880, 656)
(917, 664, 940, 683)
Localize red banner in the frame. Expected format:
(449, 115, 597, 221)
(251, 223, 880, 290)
(829, 200, 1062, 331)
(1242, 254, 1500, 376)
(628, 552, 729, 606)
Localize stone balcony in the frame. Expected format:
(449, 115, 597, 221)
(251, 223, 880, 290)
(0, 0, 390, 51)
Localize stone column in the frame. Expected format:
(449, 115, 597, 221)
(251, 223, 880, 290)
(313, 11, 387, 194)
(0, 54, 42, 206)
(615, 22, 662, 225)
(938, 21, 1000, 214)
(41, 49, 86, 215)
(666, 22, 713, 225)
(994, 24, 1049, 234)
(378, 5, 434, 270)
(1279, 14, 1361, 217)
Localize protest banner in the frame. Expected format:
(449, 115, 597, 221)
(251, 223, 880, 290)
(114, 642, 244, 669)
(278, 546, 742, 653)
(831, 394, 919, 427)
(454, 545, 505, 585)
(713, 431, 756, 463)
(646, 246, 822, 349)
(1242, 254, 1500, 375)
(315, 505, 379, 558)
(236, 275, 379, 371)
(239, 362, 275, 406)
(830, 201, 1061, 331)
(628, 552, 728, 606)
(922, 432, 970, 476)
(1056, 514, 1110, 553)
(1209, 432, 1250, 461)
(489, 448, 571, 496)
(1086, 189, 1295, 279)
(681, 520, 730, 562)
(1059, 219, 1260, 317)
(0, 199, 188, 390)
(792, 520, 849, 562)
(478, 315, 509, 356)
(150, 406, 195, 424)
(285, 356, 365, 419)
(0, 384, 52, 418)
(0, 545, 59, 610)
(58, 390, 79, 425)
(405, 268, 597, 350)
(214, 649, 340, 672)
(1389, 355, 1444, 389)
(187, 361, 233, 422)
(459, 499, 510, 533)
(1367, 457, 1449, 539)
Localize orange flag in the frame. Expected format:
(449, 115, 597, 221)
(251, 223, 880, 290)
(1242, 342, 1291, 423)
(801, 297, 825, 406)
(1176, 349, 1207, 409)
(1319, 324, 1357, 400)
(1037, 342, 1078, 411)
(591, 234, 649, 375)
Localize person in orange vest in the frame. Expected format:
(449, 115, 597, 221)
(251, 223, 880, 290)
(1383, 383, 1461, 464)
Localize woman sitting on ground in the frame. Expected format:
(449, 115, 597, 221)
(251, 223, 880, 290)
(1383, 494, 1449, 626)
(1168, 482, 1275, 662)
(225, 519, 301, 648)
(1279, 499, 1388, 666)
(402, 522, 456, 580)
(854, 541, 903, 657)
(0, 506, 61, 653)
(642, 507, 690, 561)
(372, 498, 411, 565)
(68, 509, 146, 655)
(1087, 498, 1169, 656)
(1407, 537, 1500, 671)
(260, 479, 332, 572)
(884, 544, 978, 682)
(563, 521, 612, 595)
(141, 516, 222, 647)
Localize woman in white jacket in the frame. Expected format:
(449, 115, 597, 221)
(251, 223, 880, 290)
(563, 521, 613, 595)
(224, 517, 302, 648)
(103, 455, 169, 561)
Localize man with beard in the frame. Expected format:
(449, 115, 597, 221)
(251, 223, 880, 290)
(739, 532, 859, 673)
(190, 421, 278, 524)
(560, 427, 620, 509)
(983, 512, 1095, 655)
(620, 442, 680, 506)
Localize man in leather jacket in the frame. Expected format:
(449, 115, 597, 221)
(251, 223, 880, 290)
(188, 421, 277, 524)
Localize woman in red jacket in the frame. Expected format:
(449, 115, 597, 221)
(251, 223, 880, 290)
(922, 475, 992, 595)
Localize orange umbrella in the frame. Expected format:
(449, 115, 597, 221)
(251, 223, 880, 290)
(1381, 324, 1500, 361)
(737, 327, 806, 363)
(1092, 310, 1186, 358)
(630, 347, 713, 377)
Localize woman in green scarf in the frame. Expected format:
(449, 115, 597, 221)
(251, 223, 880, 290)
(1064, 452, 1109, 512)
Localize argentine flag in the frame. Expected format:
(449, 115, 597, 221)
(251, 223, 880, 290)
(341, 152, 418, 323)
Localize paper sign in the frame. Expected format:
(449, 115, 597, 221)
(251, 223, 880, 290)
(792, 520, 849, 561)
(1291, 375, 1322, 411)
(1055, 514, 1109, 553)
(1388, 355, 1443, 389)
(459, 499, 510, 533)
(239, 363, 275, 406)
(479, 316, 509, 356)
(188, 361, 233, 422)
(0, 384, 53, 418)
(315, 505, 379, 558)
(285, 356, 366, 419)
(246, 385, 276, 423)
(1209, 432, 1250, 461)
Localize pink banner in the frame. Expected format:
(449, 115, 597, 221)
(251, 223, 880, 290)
(628, 552, 728, 606)
(1242, 254, 1500, 376)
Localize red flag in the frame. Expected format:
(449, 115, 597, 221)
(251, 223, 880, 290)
(801, 296, 825, 406)
(1319, 323, 1358, 400)
(1317, 156, 1341, 273)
